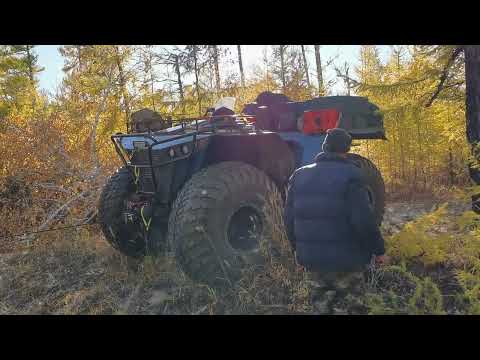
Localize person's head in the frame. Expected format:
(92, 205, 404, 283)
(322, 128, 352, 156)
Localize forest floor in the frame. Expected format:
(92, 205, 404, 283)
(0, 197, 474, 315)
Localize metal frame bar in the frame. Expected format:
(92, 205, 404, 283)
(111, 116, 258, 194)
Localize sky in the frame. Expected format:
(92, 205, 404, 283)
(36, 45, 391, 96)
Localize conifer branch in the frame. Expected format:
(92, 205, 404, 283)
(425, 47, 463, 107)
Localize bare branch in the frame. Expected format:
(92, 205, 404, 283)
(334, 64, 361, 92)
(425, 47, 463, 107)
(35, 190, 90, 233)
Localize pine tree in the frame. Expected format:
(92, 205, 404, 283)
(0, 45, 44, 116)
(351, 45, 469, 194)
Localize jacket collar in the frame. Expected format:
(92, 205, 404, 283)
(314, 152, 349, 163)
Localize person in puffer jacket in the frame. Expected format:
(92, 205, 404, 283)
(284, 128, 387, 314)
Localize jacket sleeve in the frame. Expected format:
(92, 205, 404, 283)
(284, 173, 297, 251)
(346, 180, 385, 256)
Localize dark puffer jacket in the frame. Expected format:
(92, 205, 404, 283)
(284, 152, 385, 273)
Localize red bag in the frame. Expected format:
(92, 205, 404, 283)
(302, 109, 340, 135)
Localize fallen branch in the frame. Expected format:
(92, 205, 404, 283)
(192, 305, 208, 315)
(33, 183, 75, 195)
(30, 189, 92, 243)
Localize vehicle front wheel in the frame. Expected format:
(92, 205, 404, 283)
(167, 161, 282, 287)
(98, 167, 164, 258)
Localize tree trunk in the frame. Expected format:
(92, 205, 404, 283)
(212, 45, 221, 94)
(25, 45, 36, 112)
(279, 45, 287, 91)
(343, 62, 351, 96)
(237, 45, 245, 88)
(148, 47, 156, 111)
(387, 136, 394, 194)
(76, 45, 82, 71)
(25, 45, 34, 83)
(263, 48, 270, 91)
(114, 46, 131, 132)
(91, 77, 113, 170)
(465, 46, 480, 185)
(397, 113, 406, 181)
(174, 55, 184, 103)
(301, 45, 311, 88)
(415, 116, 424, 189)
(193, 46, 201, 116)
(314, 45, 324, 95)
(448, 148, 455, 186)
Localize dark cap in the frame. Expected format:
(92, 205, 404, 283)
(322, 128, 352, 153)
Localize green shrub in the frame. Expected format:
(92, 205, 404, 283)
(408, 277, 445, 315)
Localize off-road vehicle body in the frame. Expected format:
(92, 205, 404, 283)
(98, 93, 386, 286)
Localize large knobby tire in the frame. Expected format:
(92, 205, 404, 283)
(167, 161, 281, 287)
(98, 167, 146, 258)
(346, 153, 385, 226)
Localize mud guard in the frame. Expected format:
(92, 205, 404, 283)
(205, 132, 296, 189)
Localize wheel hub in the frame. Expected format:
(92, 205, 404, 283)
(124, 197, 150, 223)
(227, 206, 263, 252)
(123, 209, 138, 224)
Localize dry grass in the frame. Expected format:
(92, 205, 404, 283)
(0, 190, 314, 315)
(1, 193, 475, 315)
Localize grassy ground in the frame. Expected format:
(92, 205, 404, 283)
(1, 197, 478, 315)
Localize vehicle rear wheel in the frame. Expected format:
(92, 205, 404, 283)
(346, 153, 385, 225)
(167, 161, 282, 287)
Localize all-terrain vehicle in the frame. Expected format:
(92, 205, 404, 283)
(98, 92, 386, 286)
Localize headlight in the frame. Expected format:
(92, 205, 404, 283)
(181, 144, 189, 155)
(133, 141, 148, 150)
(168, 148, 175, 158)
